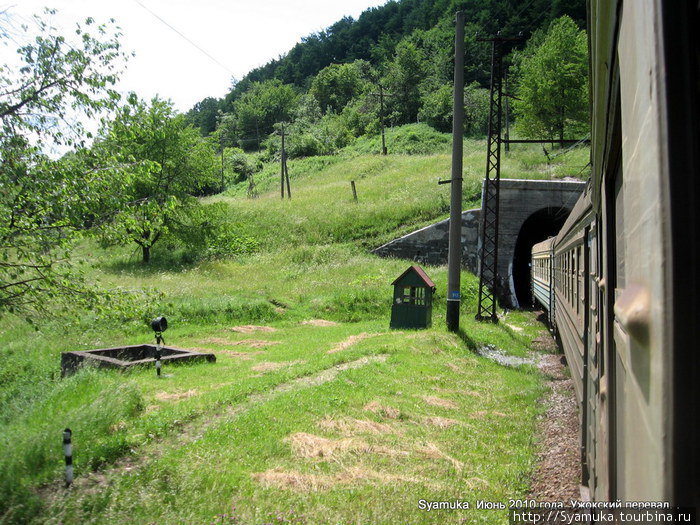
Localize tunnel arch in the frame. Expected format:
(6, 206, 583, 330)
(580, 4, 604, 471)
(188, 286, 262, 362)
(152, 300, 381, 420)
(512, 206, 571, 307)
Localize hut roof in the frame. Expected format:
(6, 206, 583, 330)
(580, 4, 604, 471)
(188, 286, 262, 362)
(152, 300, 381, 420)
(391, 265, 436, 289)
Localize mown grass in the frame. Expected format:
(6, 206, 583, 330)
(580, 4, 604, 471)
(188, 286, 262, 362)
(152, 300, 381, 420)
(0, 132, 579, 524)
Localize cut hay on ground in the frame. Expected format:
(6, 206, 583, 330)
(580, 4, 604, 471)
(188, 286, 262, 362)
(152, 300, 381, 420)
(422, 396, 458, 409)
(155, 389, 198, 402)
(252, 467, 423, 492)
(211, 350, 264, 360)
(327, 332, 371, 354)
(416, 442, 464, 470)
(251, 360, 304, 373)
(234, 340, 281, 348)
(363, 401, 401, 419)
(227, 325, 277, 333)
(423, 416, 460, 429)
(301, 319, 338, 327)
(287, 432, 369, 458)
(286, 433, 408, 460)
(317, 417, 395, 435)
(200, 337, 280, 348)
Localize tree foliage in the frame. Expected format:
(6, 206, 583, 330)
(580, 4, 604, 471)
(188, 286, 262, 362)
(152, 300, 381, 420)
(0, 11, 128, 315)
(383, 40, 426, 125)
(512, 16, 589, 140)
(185, 96, 222, 136)
(310, 62, 369, 114)
(223, 80, 297, 150)
(99, 95, 218, 263)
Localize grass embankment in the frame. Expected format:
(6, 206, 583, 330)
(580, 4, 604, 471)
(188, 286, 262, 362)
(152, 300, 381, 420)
(0, 129, 588, 524)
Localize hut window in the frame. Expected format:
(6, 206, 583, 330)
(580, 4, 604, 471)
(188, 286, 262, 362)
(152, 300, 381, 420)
(401, 286, 425, 305)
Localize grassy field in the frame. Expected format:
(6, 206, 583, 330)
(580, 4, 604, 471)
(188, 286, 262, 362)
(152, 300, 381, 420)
(0, 132, 587, 524)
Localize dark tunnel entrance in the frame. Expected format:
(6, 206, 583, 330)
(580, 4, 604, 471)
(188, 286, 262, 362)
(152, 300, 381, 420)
(512, 207, 571, 307)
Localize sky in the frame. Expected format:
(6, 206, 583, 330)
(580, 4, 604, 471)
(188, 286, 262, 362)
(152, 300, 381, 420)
(1, 0, 388, 113)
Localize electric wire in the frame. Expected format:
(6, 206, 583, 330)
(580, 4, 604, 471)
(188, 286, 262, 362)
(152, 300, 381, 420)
(132, 0, 235, 76)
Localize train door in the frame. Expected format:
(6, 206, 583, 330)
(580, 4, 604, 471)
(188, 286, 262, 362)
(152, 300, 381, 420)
(595, 75, 623, 501)
(584, 221, 598, 491)
(610, 164, 626, 501)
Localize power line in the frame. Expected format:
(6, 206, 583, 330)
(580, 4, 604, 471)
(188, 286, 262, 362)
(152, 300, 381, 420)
(132, 0, 235, 76)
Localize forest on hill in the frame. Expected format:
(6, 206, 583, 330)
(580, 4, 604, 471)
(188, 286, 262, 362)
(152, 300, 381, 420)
(0, 0, 588, 315)
(186, 0, 587, 149)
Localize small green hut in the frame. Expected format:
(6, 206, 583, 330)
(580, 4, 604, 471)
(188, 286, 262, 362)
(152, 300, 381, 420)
(390, 265, 436, 329)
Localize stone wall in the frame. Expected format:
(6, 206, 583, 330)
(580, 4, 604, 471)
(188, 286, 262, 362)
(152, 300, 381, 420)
(372, 179, 586, 307)
(372, 208, 481, 273)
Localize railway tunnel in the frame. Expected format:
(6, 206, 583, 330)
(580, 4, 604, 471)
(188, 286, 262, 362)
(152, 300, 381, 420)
(511, 206, 570, 306)
(373, 179, 586, 308)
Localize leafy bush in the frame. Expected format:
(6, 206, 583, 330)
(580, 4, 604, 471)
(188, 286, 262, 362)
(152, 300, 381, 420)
(347, 123, 450, 155)
(166, 203, 259, 262)
(227, 147, 261, 184)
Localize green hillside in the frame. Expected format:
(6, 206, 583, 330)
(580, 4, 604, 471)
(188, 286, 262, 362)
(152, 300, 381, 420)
(0, 138, 587, 524)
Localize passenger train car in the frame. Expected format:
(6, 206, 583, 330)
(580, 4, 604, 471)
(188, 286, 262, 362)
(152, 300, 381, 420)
(530, 0, 699, 508)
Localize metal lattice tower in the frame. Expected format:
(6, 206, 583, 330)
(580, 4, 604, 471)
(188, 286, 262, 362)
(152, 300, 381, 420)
(476, 36, 507, 322)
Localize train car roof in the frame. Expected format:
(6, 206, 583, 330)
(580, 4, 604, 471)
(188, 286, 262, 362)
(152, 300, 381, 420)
(555, 182, 593, 246)
(532, 237, 556, 253)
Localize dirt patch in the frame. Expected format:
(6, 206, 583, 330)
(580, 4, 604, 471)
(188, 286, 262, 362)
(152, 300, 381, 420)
(506, 323, 524, 332)
(155, 389, 198, 402)
(363, 401, 401, 419)
(302, 319, 338, 327)
(529, 353, 580, 501)
(251, 360, 304, 373)
(446, 363, 462, 373)
(318, 417, 394, 435)
(423, 416, 460, 429)
(532, 331, 558, 353)
(227, 325, 277, 334)
(252, 467, 422, 492)
(422, 396, 458, 410)
(327, 332, 374, 354)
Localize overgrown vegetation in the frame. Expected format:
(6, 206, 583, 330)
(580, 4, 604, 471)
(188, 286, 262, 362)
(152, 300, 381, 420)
(0, 1, 590, 523)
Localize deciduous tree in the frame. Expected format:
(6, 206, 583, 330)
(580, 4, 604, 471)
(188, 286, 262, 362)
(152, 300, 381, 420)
(0, 11, 129, 314)
(512, 16, 589, 141)
(100, 95, 218, 263)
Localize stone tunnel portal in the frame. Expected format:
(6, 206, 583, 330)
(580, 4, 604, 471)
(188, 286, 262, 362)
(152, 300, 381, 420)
(512, 206, 571, 307)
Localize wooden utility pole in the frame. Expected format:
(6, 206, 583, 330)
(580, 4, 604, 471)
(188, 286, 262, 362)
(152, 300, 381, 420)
(446, 10, 465, 333)
(379, 84, 387, 155)
(369, 85, 393, 155)
(280, 124, 285, 200)
(280, 124, 291, 199)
